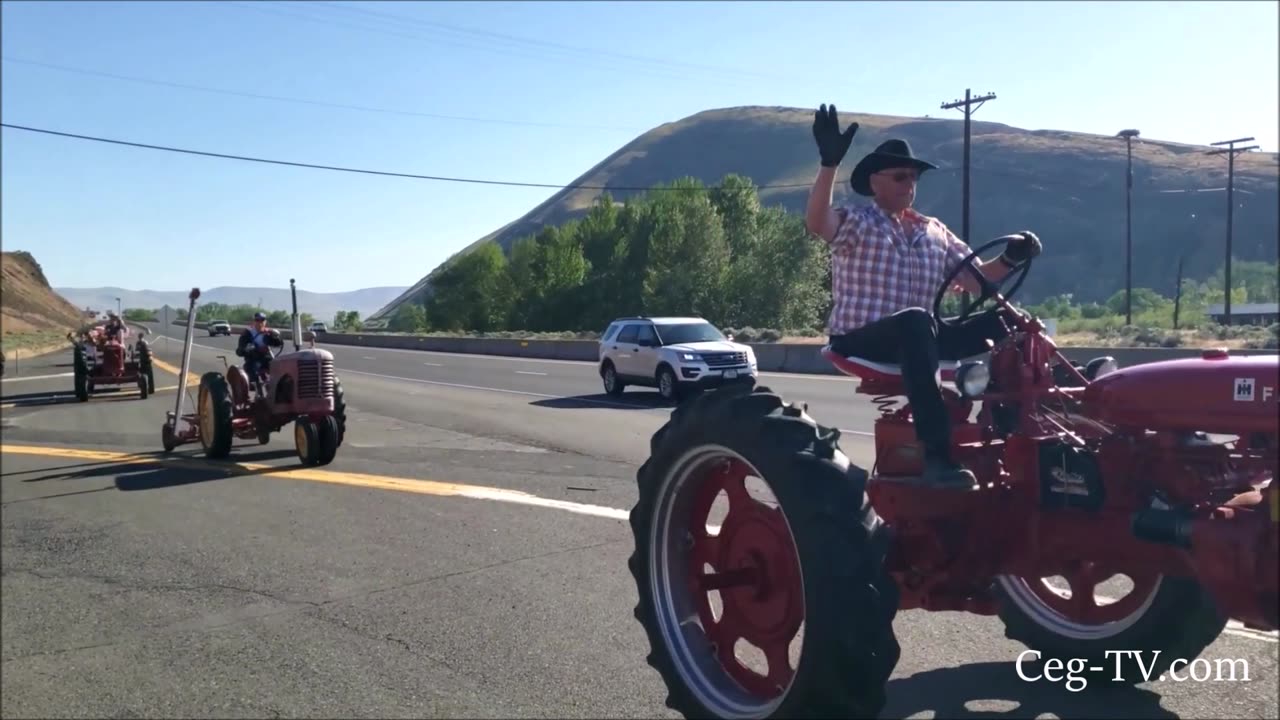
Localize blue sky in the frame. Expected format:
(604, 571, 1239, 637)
(3, 0, 1276, 294)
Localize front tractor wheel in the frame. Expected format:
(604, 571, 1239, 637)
(197, 372, 234, 459)
(628, 382, 900, 719)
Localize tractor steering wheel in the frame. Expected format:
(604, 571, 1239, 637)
(932, 236, 1033, 329)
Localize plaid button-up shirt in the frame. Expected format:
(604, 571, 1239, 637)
(822, 203, 973, 334)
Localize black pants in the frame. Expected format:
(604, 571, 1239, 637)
(244, 356, 271, 387)
(829, 308, 1010, 458)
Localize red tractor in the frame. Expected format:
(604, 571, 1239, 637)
(68, 322, 155, 401)
(627, 237, 1279, 719)
(161, 282, 347, 466)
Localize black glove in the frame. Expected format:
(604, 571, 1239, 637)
(1000, 231, 1042, 265)
(812, 104, 858, 168)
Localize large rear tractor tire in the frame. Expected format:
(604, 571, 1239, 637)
(628, 381, 900, 719)
(197, 372, 234, 459)
(994, 560, 1228, 684)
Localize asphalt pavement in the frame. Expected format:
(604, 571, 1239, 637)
(1, 328, 1276, 719)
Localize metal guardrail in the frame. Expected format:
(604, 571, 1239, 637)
(168, 320, 1276, 375)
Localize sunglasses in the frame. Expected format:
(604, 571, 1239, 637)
(875, 170, 919, 184)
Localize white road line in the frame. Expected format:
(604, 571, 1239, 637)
(340, 367, 654, 410)
(516, 370, 548, 376)
(423, 362, 443, 367)
(0, 372, 74, 382)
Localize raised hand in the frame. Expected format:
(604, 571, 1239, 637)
(812, 103, 858, 168)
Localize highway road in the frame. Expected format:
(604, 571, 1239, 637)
(1, 328, 1276, 719)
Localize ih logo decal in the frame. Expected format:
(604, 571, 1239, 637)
(1234, 377, 1255, 402)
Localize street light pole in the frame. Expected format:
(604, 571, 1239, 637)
(1207, 137, 1259, 326)
(1117, 129, 1140, 325)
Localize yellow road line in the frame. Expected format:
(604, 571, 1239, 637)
(0, 443, 628, 521)
(149, 357, 199, 386)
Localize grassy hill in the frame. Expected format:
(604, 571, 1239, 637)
(369, 105, 1279, 322)
(1, 251, 87, 358)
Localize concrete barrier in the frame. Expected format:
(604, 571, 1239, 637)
(169, 320, 1275, 376)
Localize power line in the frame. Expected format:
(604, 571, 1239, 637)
(4, 121, 1215, 199)
(222, 1, 756, 87)
(0, 56, 640, 133)
(0, 122, 814, 191)
(309, 0, 778, 82)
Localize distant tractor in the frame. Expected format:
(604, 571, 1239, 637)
(161, 281, 347, 466)
(67, 323, 155, 401)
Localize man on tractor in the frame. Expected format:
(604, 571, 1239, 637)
(103, 311, 128, 342)
(805, 104, 1042, 489)
(237, 312, 284, 390)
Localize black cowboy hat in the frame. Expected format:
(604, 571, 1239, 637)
(849, 138, 938, 196)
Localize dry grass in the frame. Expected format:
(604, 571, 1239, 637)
(1, 251, 83, 338)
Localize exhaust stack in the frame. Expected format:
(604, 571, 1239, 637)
(290, 278, 302, 353)
(169, 288, 201, 433)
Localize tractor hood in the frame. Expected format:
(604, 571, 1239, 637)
(282, 347, 334, 362)
(665, 341, 750, 355)
(1081, 351, 1279, 435)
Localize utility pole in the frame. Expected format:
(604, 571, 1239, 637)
(1207, 137, 1258, 325)
(1117, 129, 1140, 324)
(941, 89, 996, 311)
(941, 88, 997, 245)
(1173, 254, 1185, 330)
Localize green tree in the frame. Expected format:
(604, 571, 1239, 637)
(721, 205, 828, 329)
(639, 177, 731, 321)
(333, 310, 361, 331)
(709, 173, 761, 259)
(425, 242, 512, 331)
(122, 308, 156, 322)
(388, 303, 426, 333)
(1106, 288, 1169, 316)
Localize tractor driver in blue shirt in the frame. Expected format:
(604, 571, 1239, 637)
(237, 312, 283, 388)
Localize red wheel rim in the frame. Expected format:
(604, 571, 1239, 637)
(684, 457, 803, 699)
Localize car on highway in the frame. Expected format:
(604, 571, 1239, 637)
(598, 316, 757, 402)
(309, 321, 327, 334)
(207, 319, 232, 336)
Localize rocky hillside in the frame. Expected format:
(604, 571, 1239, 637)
(370, 105, 1278, 321)
(1, 251, 85, 334)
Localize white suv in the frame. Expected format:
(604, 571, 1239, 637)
(598, 316, 758, 402)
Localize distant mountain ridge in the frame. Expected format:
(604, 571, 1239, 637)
(54, 285, 410, 321)
(367, 104, 1279, 323)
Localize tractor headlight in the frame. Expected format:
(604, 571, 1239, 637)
(955, 361, 990, 399)
(1085, 356, 1118, 380)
